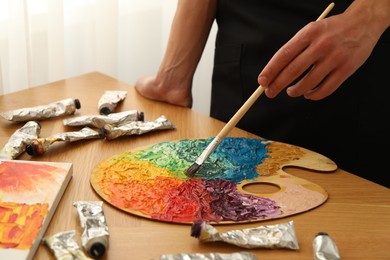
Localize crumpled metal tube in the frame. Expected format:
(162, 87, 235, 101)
(313, 232, 341, 260)
(73, 201, 109, 259)
(191, 220, 299, 250)
(99, 115, 176, 140)
(98, 90, 127, 115)
(0, 121, 41, 159)
(25, 127, 101, 156)
(160, 252, 258, 260)
(43, 230, 92, 260)
(0, 98, 80, 122)
(63, 110, 144, 128)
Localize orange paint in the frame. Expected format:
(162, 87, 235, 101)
(99, 160, 184, 216)
(0, 161, 58, 193)
(0, 202, 48, 249)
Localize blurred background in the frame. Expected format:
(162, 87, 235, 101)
(0, 0, 217, 115)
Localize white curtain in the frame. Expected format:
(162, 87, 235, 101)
(0, 0, 215, 115)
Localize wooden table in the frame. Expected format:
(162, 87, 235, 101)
(1, 72, 389, 259)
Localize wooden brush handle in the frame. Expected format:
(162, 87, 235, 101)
(217, 85, 264, 139)
(317, 2, 335, 21)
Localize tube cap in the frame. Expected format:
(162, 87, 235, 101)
(139, 111, 144, 121)
(25, 144, 36, 156)
(89, 242, 106, 258)
(74, 99, 81, 109)
(100, 107, 111, 115)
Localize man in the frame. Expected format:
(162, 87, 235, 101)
(135, 0, 390, 187)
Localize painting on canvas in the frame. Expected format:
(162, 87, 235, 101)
(0, 160, 72, 260)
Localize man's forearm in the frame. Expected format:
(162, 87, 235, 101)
(346, 0, 390, 41)
(156, 0, 217, 86)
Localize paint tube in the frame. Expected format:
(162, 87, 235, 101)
(0, 98, 81, 122)
(160, 252, 258, 260)
(99, 115, 176, 140)
(25, 127, 101, 156)
(63, 110, 144, 128)
(191, 220, 299, 250)
(0, 121, 41, 159)
(98, 90, 127, 115)
(313, 232, 341, 260)
(43, 230, 92, 260)
(73, 201, 109, 259)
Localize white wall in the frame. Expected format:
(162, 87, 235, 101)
(0, 0, 216, 116)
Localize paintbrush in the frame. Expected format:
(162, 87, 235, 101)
(185, 2, 335, 178)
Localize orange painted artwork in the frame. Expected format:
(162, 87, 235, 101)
(0, 160, 72, 260)
(0, 202, 48, 249)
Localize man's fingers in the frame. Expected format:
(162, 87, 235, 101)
(286, 56, 334, 97)
(259, 33, 309, 88)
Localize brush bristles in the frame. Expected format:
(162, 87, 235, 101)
(185, 163, 200, 178)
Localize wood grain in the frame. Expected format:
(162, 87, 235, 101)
(0, 73, 389, 260)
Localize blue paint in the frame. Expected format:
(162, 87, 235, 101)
(138, 137, 270, 183)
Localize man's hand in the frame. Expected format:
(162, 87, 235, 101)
(258, 0, 390, 100)
(135, 75, 193, 108)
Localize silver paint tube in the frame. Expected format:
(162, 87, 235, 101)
(0, 121, 41, 159)
(99, 115, 175, 140)
(313, 232, 341, 260)
(43, 230, 92, 260)
(191, 220, 299, 250)
(0, 98, 81, 122)
(160, 252, 258, 260)
(25, 127, 101, 156)
(98, 90, 127, 115)
(73, 201, 109, 259)
(63, 110, 144, 128)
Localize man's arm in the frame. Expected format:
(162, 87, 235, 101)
(135, 0, 217, 107)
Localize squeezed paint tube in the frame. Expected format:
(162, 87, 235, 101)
(98, 90, 127, 115)
(43, 230, 92, 260)
(313, 232, 341, 260)
(160, 252, 258, 260)
(0, 98, 81, 122)
(73, 201, 109, 259)
(0, 121, 41, 159)
(25, 127, 101, 156)
(99, 115, 175, 140)
(191, 220, 299, 250)
(63, 110, 144, 128)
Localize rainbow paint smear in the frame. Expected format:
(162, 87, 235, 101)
(94, 137, 283, 223)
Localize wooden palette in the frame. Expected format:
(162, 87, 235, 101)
(91, 137, 336, 224)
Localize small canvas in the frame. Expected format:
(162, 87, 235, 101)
(0, 160, 72, 260)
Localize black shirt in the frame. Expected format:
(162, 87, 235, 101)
(211, 0, 390, 187)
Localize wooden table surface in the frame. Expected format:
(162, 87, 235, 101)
(1, 72, 389, 260)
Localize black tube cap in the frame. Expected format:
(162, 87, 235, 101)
(139, 112, 144, 121)
(25, 144, 36, 156)
(89, 242, 106, 258)
(98, 128, 107, 139)
(190, 220, 203, 238)
(74, 99, 81, 109)
(100, 107, 111, 115)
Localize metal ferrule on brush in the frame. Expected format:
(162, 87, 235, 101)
(195, 137, 222, 165)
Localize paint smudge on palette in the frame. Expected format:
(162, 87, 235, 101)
(91, 137, 334, 224)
